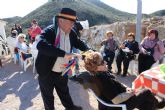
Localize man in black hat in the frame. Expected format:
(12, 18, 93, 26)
(35, 8, 89, 110)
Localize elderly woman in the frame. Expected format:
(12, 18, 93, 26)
(116, 32, 139, 77)
(73, 50, 165, 110)
(138, 29, 165, 74)
(101, 31, 118, 73)
(16, 34, 32, 60)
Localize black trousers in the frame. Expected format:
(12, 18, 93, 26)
(116, 53, 133, 75)
(0, 59, 2, 67)
(38, 71, 75, 110)
(98, 89, 158, 110)
(138, 53, 155, 74)
(104, 51, 115, 71)
(124, 89, 158, 110)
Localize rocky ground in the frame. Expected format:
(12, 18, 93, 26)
(0, 56, 164, 110)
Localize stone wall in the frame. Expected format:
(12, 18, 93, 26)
(81, 16, 165, 50)
(0, 20, 7, 41)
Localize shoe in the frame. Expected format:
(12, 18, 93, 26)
(157, 99, 165, 109)
(122, 73, 127, 77)
(116, 71, 121, 75)
(73, 106, 82, 110)
(66, 105, 82, 110)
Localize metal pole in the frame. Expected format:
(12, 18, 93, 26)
(136, 0, 142, 43)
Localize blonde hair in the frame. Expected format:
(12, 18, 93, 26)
(127, 32, 135, 39)
(82, 51, 103, 74)
(106, 31, 113, 37)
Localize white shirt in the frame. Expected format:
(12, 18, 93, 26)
(16, 41, 29, 53)
(52, 28, 71, 72)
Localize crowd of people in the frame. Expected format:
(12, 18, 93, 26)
(7, 7, 165, 110)
(101, 29, 165, 77)
(11, 19, 42, 62)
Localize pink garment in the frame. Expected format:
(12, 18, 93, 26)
(29, 26, 42, 38)
(140, 37, 165, 61)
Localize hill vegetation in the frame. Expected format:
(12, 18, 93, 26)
(151, 10, 165, 16)
(3, 0, 165, 35)
(3, 16, 22, 25)
(13, 0, 136, 29)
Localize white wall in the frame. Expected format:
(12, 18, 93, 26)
(0, 20, 6, 41)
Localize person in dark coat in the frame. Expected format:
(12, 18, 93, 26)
(11, 27, 17, 37)
(35, 8, 89, 110)
(15, 24, 23, 34)
(0, 58, 2, 67)
(116, 32, 139, 77)
(74, 51, 165, 110)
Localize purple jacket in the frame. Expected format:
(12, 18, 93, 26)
(139, 37, 165, 61)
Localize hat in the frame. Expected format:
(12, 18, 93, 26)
(56, 8, 77, 21)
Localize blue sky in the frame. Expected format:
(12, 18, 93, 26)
(0, 0, 165, 19)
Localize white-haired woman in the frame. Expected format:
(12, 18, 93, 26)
(16, 34, 32, 60)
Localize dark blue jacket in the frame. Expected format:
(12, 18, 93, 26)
(118, 40, 139, 59)
(35, 25, 89, 77)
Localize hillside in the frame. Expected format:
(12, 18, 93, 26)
(151, 10, 165, 16)
(3, 16, 22, 24)
(15, 0, 136, 29)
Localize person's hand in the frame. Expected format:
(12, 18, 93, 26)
(157, 40, 162, 45)
(142, 48, 148, 54)
(120, 44, 125, 49)
(64, 53, 81, 60)
(129, 50, 133, 54)
(73, 53, 82, 59)
(126, 87, 134, 93)
(156, 41, 163, 49)
(27, 48, 31, 53)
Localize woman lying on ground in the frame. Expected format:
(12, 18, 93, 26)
(73, 50, 165, 110)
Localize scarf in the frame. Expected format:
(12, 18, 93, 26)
(53, 16, 78, 77)
(105, 38, 116, 51)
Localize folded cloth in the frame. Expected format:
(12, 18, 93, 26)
(122, 47, 130, 53)
(111, 91, 134, 104)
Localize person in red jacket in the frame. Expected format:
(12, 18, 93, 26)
(28, 19, 42, 42)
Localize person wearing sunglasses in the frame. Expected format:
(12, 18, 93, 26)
(73, 50, 165, 110)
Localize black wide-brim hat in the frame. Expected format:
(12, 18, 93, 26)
(56, 8, 77, 22)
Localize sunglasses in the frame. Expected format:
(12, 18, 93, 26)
(20, 37, 25, 39)
(93, 59, 105, 66)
